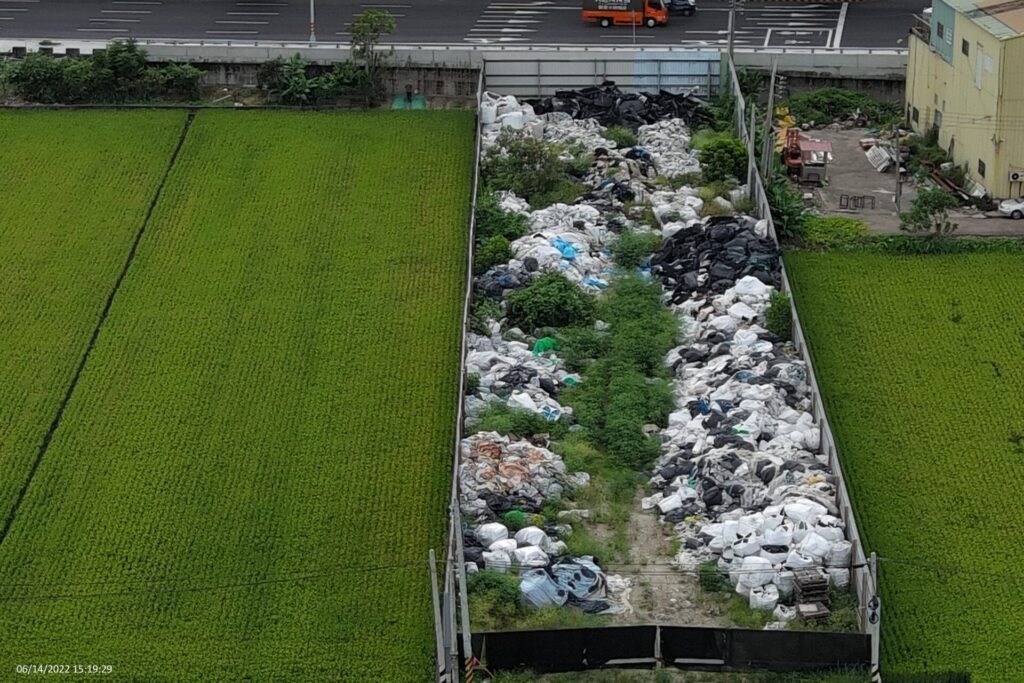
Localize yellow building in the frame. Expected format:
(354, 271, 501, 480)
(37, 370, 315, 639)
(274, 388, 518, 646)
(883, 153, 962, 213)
(906, 0, 1024, 199)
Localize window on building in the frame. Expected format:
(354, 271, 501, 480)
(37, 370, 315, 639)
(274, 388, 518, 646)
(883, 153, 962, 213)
(962, 39, 970, 56)
(912, 107, 920, 123)
(937, 22, 944, 39)
(978, 159, 986, 177)
(976, 44, 984, 88)
(935, 110, 943, 128)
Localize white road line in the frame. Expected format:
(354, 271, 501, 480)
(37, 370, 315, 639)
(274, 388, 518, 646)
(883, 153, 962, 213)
(90, 18, 141, 22)
(477, 18, 540, 23)
(206, 29, 260, 33)
(833, 1, 848, 48)
(111, 1, 162, 4)
(600, 33, 656, 38)
(0, 16, 14, 20)
(469, 27, 536, 32)
(227, 11, 279, 14)
(0, 0, 40, 3)
(484, 9, 546, 14)
(216, 19, 268, 24)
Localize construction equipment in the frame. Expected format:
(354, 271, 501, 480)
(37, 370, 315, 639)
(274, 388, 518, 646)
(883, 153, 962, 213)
(782, 128, 832, 185)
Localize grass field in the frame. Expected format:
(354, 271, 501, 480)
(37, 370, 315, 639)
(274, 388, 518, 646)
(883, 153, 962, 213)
(0, 110, 186, 521)
(785, 251, 1024, 682)
(0, 111, 473, 680)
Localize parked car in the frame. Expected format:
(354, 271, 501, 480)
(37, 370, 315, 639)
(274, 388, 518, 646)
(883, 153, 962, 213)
(668, 0, 697, 15)
(998, 197, 1024, 219)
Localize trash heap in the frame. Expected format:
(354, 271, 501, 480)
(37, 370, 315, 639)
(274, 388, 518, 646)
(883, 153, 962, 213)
(459, 432, 631, 613)
(479, 91, 702, 183)
(463, 329, 581, 430)
(462, 92, 715, 619)
(645, 216, 851, 622)
(638, 119, 702, 177)
(526, 83, 713, 131)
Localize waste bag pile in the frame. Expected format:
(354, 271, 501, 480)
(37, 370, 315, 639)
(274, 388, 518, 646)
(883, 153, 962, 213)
(464, 328, 580, 430)
(509, 203, 617, 293)
(460, 432, 633, 613)
(526, 83, 713, 131)
(638, 119, 702, 177)
(641, 217, 850, 602)
(462, 91, 718, 619)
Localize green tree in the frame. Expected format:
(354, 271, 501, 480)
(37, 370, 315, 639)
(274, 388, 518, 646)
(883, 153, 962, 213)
(700, 135, 747, 183)
(350, 9, 396, 105)
(900, 186, 959, 237)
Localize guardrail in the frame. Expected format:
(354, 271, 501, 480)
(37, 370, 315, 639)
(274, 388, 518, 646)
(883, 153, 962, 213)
(726, 55, 882, 681)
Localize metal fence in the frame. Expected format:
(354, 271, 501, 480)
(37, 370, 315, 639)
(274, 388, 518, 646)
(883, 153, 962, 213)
(469, 625, 871, 674)
(726, 55, 882, 680)
(482, 52, 722, 97)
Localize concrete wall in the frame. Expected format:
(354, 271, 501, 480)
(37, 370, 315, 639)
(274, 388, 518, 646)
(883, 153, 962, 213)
(997, 38, 1024, 199)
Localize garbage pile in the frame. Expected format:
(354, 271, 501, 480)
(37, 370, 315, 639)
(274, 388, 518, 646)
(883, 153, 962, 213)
(527, 83, 712, 131)
(464, 329, 580, 430)
(638, 119, 702, 177)
(652, 216, 780, 299)
(642, 216, 850, 611)
(460, 432, 631, 611)
(460, 432, 590, 524)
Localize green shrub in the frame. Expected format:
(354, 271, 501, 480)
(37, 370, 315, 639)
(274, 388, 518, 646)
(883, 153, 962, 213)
(804, 215, 869, 248)
(699, 135, 747, 183)
(766, 173, 807, 240)
(6, 41, 203, 104)
(765, 291, 792, 340)
(698, 560, 730, 592)
(506, 272, 595, 331)
(465, 373, 480, 395)
(474, 403, 566, 439)
(899, 185, 959, 237)
(470, 296, 503, 335)
(467, 570, 522, 631)
(481, 130, 585, 208)
(611, 230, 662, 269)
(474, 235, 511, 274)
(785, 87, 895, 125)
(602, 126, 637, 148)
(733, 196, 757, 215)
(556, 325, 610, 373)
(475, 192, 528, 243)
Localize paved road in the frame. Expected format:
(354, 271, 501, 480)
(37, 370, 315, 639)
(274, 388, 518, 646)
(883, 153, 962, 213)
(0, 0, 926, 47)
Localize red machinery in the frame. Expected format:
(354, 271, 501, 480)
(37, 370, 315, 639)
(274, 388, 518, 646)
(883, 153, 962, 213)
(782, 128, 832, 185)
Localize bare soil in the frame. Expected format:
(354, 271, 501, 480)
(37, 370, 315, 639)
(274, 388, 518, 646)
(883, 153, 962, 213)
(610, 490, 728, 627)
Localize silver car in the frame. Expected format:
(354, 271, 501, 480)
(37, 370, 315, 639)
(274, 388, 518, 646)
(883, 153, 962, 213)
(998, 197, 1024, 219)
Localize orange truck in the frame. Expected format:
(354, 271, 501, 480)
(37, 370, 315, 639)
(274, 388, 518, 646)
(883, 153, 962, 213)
(582, 0, 668, 28)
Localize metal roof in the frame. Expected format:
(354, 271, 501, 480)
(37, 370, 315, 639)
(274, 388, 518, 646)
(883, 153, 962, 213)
(942, 0, 1024, 39)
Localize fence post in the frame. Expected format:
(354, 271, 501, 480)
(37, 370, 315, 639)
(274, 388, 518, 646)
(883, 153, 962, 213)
(869, 552, 882, 682)
(429, 549, 447, 683)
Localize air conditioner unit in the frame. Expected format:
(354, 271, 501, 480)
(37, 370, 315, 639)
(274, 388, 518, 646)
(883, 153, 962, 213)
(1010, 170, 1024, 183)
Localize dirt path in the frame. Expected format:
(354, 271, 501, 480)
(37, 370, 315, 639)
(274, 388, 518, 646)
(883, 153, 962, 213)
(611, 490, 727, 627)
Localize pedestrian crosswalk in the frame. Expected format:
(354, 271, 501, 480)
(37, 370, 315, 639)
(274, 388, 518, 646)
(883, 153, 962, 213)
(465, 0, 576, 44)
(681, 2, 846, 49)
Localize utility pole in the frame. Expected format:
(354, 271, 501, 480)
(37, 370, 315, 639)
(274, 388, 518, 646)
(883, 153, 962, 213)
(761, 59, 778, 175)
(632, 10, 637, 46)
(308, 0, 316, 45)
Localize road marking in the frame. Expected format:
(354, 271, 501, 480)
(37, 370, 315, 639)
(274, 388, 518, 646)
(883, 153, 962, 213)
(478, 18, 541, 23)
(0, 0, 39, 3)
(600, 33, 656, 38)
(227, 11, 279, 15)
(0, 16, 14, 20)
(101, 8, 151, 13)
(206, 29, 260, 33)
(111, 1, 162, 4)
(469, 27, 536, 32)
(834, 1, 848, 48)
(216, 19, 269, 24)
(76, 27, 129, 32)
(90, 18, 141, 22)
(484, 9, 546, 13)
